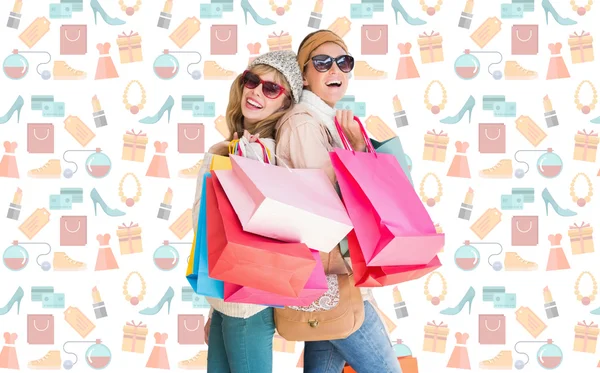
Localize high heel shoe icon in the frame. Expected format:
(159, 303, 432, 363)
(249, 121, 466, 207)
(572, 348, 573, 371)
(0, 287, 24, 315)
(440, 95, 475, 124)
(241, 0, 276, 26)
(90, 0, 126, 26)
(139, 96, 175, 124)
(541, 0, 577, 25)
(0, 96, 24, 124)
(440, 286, 475, 315)
(591, 115, 600, 124)
(391, 0, 427, 26)
(541, 188, 577, 217)
(139, 286, 175, 315)
(90, 188, 125, 217)
(591, 306, 600, 315)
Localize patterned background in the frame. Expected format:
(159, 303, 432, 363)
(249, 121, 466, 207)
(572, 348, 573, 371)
(1, 0, 600, 371)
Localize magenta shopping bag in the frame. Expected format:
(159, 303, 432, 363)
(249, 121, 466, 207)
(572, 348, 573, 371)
(223, 249, 328, 306)
(330, 116, 444, 266)
(213, 149, 352, 253)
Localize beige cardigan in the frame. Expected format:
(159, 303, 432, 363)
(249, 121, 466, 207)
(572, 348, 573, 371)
(275, 89, 373, 302)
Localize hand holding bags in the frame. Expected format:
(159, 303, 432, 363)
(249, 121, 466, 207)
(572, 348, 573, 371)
(213, 151, 353, 253)
(206, 173, 316, 297)
(330, 116, 444, 266)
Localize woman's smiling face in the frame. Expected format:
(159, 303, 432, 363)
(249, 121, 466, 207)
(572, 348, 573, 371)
(302, 42, 349, 108)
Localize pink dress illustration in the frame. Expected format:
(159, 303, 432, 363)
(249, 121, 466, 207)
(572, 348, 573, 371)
(95, 234, 119, 271)
(546, 43, 570, 80)
(396, 42, 420, 80)
(0, 332, 19, 370)
(546, 234, 570, 271)
(95, 43, 119, 80)
(0, 142, 19, 179)
(447, 141, 471, 178)
(146, 142, 170, 178)
(146, 332, 170, 369)
(447, 332, 471, 369)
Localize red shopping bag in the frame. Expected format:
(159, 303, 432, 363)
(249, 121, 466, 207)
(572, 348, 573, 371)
(330, 116, 444, 266)
(347, 229, 441, 287)
(206, 172, 316, 297)
(223, 249, 328, 306)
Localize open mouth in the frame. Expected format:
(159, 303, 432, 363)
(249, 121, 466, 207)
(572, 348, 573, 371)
(246, 98, 263, 109)
(325, 80, 342, 88)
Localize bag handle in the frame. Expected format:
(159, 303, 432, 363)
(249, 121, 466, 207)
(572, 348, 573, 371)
(63, 29, 81, 42)
(515, 30, 533, 42)
(238, 136, 293, 172)
(333, 116, 376, 155)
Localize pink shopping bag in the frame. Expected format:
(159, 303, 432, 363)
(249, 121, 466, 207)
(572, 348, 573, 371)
(347, 229, 441, 287)
(213, 151, 352, 253)
(223, 249, 328, 306)
(330, 116, 444, 266)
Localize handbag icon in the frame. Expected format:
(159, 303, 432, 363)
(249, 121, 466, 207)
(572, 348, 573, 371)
(60, 25, 87, 55)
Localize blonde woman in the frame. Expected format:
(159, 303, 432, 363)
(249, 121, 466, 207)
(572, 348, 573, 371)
(191, 50, 303, 373)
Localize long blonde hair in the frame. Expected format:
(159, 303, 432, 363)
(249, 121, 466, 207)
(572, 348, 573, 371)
(225, 64, 293, 141)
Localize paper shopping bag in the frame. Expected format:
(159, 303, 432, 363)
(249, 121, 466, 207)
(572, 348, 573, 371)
(330, 117, 444, 266)
(206, 174, 316, 297)
(27, 314, 54, 344)
(210, 25, 237, 55)
(213, 154, 353, 253)
(371, 136, 413, 186)
(361, 25, 388, 55)
(223, 249, 327, 306)
(27, 123, 54, 153)
(60, 216, 87, 246)
(186, 173, 224, 298)
(347, 230, 441, 287)
(60, 25, 87, 55)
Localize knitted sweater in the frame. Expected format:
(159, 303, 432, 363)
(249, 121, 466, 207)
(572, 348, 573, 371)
(192, 139, 276, 319)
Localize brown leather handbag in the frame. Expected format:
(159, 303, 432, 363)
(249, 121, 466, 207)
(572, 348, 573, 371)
(274, 247, 365, 341)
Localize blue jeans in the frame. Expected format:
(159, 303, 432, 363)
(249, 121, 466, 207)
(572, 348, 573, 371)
(304, 301, 402, 373)
(207, 308, 275, 373)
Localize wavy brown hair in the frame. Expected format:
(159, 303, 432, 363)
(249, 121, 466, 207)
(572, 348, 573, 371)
(225, 64, 293, 141)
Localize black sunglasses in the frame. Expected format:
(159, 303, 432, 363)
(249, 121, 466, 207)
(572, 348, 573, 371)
(307, 54, 354, 73)
(241, 70, 287, 99)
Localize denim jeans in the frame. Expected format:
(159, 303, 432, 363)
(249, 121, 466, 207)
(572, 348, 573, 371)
(304, 301, 402, 373)
(207, 308, 275, 373)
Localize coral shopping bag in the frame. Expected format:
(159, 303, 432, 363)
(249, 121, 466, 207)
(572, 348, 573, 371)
(186, 172, 224, 298)
(347, 229, 441, 287)
(213, 146, 352, 253)
(330, 116, 444, 266)
(223, 249, 328, 306)
(206, 173, 316, 297)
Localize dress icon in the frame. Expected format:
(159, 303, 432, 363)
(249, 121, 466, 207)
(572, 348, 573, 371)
(447, 332, 471, 370)
(146, 333, 170, 369)
(95, 234, 119, 271)
(0, 332, 19, 370)
(95, 43, 119, 80)
(0, 141, 19, 179)
(447, 141, 471, 178)
(146, 142, 170, 178)
(546, 234, 570, 271)
(546, 43, 570, 80)
(396, 42, 420, 80)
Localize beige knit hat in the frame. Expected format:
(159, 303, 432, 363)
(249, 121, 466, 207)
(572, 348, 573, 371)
(249, 50, 303, 104)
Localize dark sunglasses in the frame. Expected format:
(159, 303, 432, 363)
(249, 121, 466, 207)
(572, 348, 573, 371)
(241, 70, 287, 99)
(307, 54, 354, 73)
